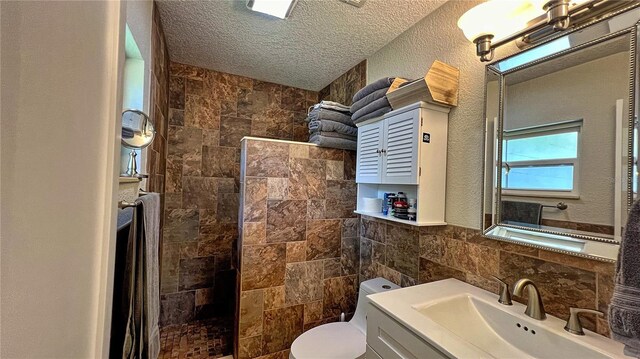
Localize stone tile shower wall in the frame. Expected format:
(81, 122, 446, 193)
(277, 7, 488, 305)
(160, 62, 319, 326)
(359, 216, 615, 337)
(319, 60, 367, 106)
(237, 139, 358, 359)
(146, 4, 169, 196)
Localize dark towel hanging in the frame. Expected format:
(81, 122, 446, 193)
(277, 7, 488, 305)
(500, 201, 543, 225)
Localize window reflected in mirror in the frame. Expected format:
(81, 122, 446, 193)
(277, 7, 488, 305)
(501, 121, 580, 195)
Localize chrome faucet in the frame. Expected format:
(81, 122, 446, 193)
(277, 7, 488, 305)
(564, 307, 603, 335)
(492, 276, 513, 305)
(512, 278, 546, 320)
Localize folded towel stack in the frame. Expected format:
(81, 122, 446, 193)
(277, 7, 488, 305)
(350, 77, 397, 125)
(306, 101, 357, 150)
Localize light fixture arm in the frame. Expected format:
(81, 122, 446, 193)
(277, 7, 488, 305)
(475, 35, 495, 62)
(545, 0, 571, 30)
(471, 0, 637, 62)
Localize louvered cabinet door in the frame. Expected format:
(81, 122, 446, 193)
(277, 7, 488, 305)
(382, 110, 420, 184)
(356, 121, 384, 183)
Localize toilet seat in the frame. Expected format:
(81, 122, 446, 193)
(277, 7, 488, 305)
(289, 322, 366, 359)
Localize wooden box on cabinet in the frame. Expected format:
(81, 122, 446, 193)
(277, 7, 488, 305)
(386, 60, 460, 108)
(355, 101, 449, 226)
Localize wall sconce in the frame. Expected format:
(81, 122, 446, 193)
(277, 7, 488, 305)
(458, 0, 635, 62)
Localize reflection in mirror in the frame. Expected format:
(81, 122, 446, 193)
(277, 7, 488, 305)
(122, 109, 155, 149)
(494, 8, 640, 73)
(635, 25, 640, 202)
(121, 109, 155, 177)
(482, 9, 638, 262)
(484, 69, 501, 230)
(500, 33, 631, 240)
(635, 115, 638, 201)
(497, 36, 571, 72)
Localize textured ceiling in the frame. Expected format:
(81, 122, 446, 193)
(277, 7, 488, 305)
(156, 0, 446, 90)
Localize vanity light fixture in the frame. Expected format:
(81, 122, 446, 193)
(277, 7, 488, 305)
(246, 0, 298, 19)
(458, 0, 636, 62)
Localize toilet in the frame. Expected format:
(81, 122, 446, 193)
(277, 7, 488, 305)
(289, 278, 400, 359)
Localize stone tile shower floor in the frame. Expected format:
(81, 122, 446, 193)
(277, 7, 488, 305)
(159, 318, 233, 358)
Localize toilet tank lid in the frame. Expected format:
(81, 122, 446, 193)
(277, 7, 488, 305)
(361, 277, 400, 294)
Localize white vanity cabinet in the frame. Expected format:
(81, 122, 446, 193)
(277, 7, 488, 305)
(355, 101, 450, 226)
(366, 304, 448, 359)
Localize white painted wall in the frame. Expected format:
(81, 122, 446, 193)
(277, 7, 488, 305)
(123, 58, 146, 110)
(126, 0, 153, 113)
(122, 0, 153, 181)
(0, 1, 125, 357)
(121, 57, 146, 175)
(503, 52, 629, 226)
(367, 0, 518, 229)
(483, 78, 500, 217)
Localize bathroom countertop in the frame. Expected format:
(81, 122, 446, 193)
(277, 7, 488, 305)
(367, 279, 627, 359)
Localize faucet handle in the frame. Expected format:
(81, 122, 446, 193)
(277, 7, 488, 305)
(491, 275, 513, 305)
(564, 307, 603, 335)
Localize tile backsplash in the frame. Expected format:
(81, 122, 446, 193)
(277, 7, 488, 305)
(359, 215, 615, 337)
(237, 139, 358, 359)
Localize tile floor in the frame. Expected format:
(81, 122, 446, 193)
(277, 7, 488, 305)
(159, 318, 233, 358)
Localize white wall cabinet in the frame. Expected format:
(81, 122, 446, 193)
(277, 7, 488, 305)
(356, 108, 420, 184)
(356, 120, 385, 184)
(355, 102, 450, 226)
(382, 109, 421, 184)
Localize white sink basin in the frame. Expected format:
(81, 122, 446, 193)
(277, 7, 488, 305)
(368, 279, 628, 358)
(416, 294, 611, 358)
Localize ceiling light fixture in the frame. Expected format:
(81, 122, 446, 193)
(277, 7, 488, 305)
(246, 0, 298, 19)
(458, 0, 638, 62)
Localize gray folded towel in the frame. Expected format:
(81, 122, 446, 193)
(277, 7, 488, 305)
(308, 120, 358, 137)
(309, 100, 351, 114)
(352, 96, 391, 121)
(352, 106, 393, 125)
(350, 88, 389, 114)
(609, 199, 640, 355)
(309, 134, 357, 151)
(309, 131, 357, 141)
(353, 77, 395, 103)
(307, 108, 353, 126)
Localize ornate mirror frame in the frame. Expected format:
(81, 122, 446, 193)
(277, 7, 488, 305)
(481, 4, 640, 262)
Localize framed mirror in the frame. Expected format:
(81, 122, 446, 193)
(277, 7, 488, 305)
(482, 7, 640, 262)
(121, 109, 155, 149)
(121, 109, 155, 177)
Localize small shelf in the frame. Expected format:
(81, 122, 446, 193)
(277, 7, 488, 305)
(354, 210, 447, 227)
